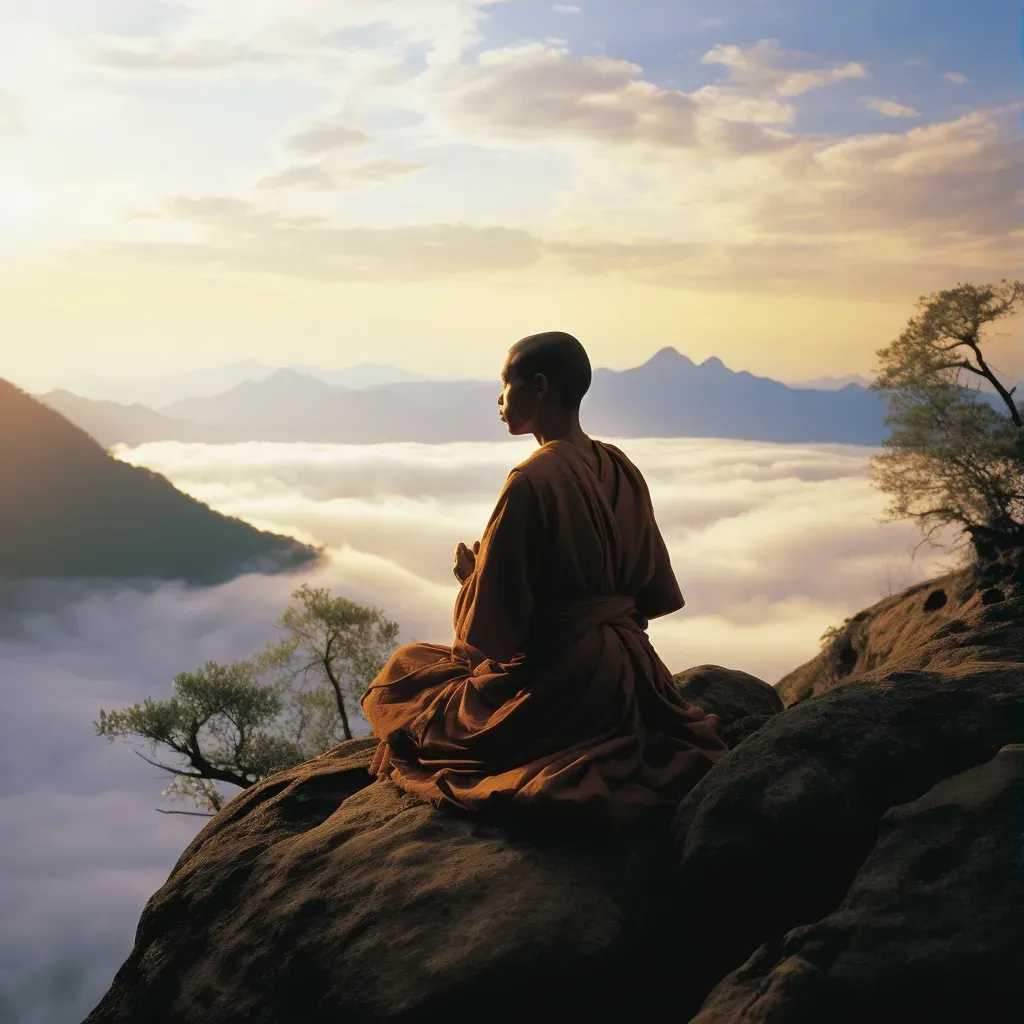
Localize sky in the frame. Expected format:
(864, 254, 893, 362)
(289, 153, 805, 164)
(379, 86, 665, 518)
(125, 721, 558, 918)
(0, 0, 1021, 389)
(0, 436, 958, 1023)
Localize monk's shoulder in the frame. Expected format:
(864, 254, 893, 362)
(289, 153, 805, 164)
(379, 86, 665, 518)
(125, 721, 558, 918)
(600, 442, 654, 501)
(599, 441, 644, 480)
(598, 440, 632, 467)
(510, 444, 558, 478)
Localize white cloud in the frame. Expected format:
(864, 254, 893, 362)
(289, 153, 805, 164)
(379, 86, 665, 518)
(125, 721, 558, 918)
(864, 96, 921, 118)
(87, 0, 508, 79)
(945, 71, 969, 85)
(112, 197, 541, 278)
(286, 123, 375, 157)
(746, 108, 1023, 269)
(429, 39, 862, 155)
(701, 39, 868, 97)
(0, 436, 958, 1022)
(552, 4, 581, 13)
(114, 437, 953, 674)
(434, 42, 699, 149)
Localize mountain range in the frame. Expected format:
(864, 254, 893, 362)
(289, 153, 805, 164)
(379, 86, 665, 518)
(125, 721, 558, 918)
(57, 361, 431, 407)
(37, 349, 897, 448)
(0, 379, 320, 583)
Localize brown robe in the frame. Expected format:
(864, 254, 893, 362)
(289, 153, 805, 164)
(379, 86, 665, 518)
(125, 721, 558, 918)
(360, 438, 728, 831)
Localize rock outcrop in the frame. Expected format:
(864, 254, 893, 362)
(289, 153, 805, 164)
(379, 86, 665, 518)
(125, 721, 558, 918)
(672, 664, 784, 748)
(84, 573, 1023, 1024)
(777, 565, 1023, 704)
(690, 744, 1024, 1024)
(85, 748, 686, 1023)
(669, 662, 1022, 1016)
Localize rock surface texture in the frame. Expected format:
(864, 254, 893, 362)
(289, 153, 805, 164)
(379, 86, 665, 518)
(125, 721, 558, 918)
(85, 568, 1023, 1024)
(83, 739, 683, 1023)
(690, 744, 1024, 1024)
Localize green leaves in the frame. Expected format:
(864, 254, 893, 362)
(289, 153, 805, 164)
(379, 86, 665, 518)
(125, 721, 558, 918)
(95, 585, 400, 814)
(266, 583, 400, 742)
(869, 280, 1024, 552)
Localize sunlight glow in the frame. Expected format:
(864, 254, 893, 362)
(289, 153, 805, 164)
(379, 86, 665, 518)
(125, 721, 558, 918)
(0, 178, 40, 232)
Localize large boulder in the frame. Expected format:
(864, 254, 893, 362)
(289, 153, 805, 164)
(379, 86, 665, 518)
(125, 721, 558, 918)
(84, 739, 691, 1023)
(777, 571, 1024, 705)
(690, 744, 1024, 1023)
(673, 664, 784, 722)
(669, 661, 1023, 1017)
(674, 664, 784, 748)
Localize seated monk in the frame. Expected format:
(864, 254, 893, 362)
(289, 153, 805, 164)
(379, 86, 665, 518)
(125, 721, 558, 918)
(361, 331, 728, 832)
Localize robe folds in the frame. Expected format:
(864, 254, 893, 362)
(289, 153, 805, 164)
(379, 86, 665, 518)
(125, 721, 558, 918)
(361, 438, 728, 832)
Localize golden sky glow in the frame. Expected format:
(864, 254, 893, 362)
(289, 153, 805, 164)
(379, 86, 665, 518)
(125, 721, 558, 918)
(0, 0, 1020, 389)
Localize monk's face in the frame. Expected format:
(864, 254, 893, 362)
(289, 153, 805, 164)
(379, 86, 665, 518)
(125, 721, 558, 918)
(497, 349, 546, 435)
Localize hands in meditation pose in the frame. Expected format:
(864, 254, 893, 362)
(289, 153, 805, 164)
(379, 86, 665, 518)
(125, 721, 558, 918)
(361, 331, 727, 832)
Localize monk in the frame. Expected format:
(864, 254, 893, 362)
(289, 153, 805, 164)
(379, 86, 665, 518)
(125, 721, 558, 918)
(361, 331, 729, 832)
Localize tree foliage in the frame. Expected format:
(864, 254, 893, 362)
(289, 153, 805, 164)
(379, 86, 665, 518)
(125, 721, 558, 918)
(869, 280, 1024, 552)
(96, 586, 399, 814)
(267, 583, 401, 742)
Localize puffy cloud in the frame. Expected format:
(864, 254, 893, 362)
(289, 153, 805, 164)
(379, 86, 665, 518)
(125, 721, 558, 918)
(552, 4, 581, 12)
(753, 109, 1023, 251)
(428, 38, 869, 161)
(286, 123, 375, 157)
(700, 39, 868, 97)
(945, 71, 969, 85)
(864, 96, 921, 118)
(435, 42, 699, 149)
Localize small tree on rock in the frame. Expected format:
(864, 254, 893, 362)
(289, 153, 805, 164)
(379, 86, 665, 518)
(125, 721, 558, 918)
(869, 280, 1024, 557)
(96, 586, 399, 814)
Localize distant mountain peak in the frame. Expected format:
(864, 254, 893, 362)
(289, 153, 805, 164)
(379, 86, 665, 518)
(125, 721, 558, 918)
(643, 347, 694, 368)
(242, 368, 335, 392)
(700, 356, 727, 371)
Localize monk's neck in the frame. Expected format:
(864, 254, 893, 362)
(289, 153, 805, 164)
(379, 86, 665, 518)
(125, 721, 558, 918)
(533, 418, 590, 451)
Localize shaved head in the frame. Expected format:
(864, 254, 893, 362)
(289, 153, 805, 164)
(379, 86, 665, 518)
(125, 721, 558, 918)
(506, 331, 592, 409)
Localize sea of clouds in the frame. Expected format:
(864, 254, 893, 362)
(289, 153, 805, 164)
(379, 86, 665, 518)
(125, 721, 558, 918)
(0, 437, 958, 1023)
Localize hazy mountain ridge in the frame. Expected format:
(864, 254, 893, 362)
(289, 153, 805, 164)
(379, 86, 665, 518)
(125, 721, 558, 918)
(38, 349, 899, 448)
(57, 361, 430, 406)
(789, 373, 875, 390)
(0, 379, 320, 583)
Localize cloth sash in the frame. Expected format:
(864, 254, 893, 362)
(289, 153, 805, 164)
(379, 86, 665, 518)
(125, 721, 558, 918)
(527, 594, 647, 652)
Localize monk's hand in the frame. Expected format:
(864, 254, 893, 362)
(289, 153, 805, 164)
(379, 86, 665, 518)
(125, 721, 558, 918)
(453, 540, 480, 583)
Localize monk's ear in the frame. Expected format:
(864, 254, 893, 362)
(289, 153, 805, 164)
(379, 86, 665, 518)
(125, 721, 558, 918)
(531, 372, 549, 398)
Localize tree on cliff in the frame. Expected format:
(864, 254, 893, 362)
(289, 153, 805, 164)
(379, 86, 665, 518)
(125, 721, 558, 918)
(266, 584, 400, 743)
(869, 280, 1024, 556)
(95, 585, 399, 814)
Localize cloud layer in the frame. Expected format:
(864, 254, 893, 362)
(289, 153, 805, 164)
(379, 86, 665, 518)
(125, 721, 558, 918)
(0, 435, 958, 1022)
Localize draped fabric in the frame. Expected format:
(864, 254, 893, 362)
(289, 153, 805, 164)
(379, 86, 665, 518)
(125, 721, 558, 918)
(360, 439, 728, 831)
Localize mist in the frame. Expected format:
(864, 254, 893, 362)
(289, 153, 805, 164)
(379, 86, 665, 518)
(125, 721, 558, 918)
(0, 437, 956, 1023)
